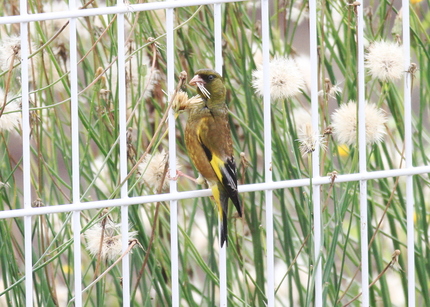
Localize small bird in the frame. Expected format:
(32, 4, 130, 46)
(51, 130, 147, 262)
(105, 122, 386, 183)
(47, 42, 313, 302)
(185, 69, 242, 247)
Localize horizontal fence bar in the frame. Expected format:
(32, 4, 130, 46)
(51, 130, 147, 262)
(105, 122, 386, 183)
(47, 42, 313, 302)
(1, 165, 429, 220)
(0, 0, 244, 24)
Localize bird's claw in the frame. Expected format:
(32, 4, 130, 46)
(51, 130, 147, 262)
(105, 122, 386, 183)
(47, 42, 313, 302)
(167, 170, 181, 181)
(195, 174, 206, 185)
(169, 170, 205, 185)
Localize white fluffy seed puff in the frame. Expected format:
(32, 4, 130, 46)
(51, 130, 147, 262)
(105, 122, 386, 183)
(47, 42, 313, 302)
(0, 36, 22, 71)
(297, 123, 327, 156)
(365, 41, 404, 82)
(0, 36, 37, 72)
(331, 101, 387, 146)
(137, 150, 181, 191)
(0, 88, 21, 132)
(252, 56, 306, 100)
(85, 221, 137, 261)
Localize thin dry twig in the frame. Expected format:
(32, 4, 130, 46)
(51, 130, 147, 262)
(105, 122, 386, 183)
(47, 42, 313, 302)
(130, 71, 187, 296)
(110, 70, 188, 198)
(275, 232, 312, 294)
(132, 152, 170, 297)
(342, 250, 401, 307)
(337, 144, 405, 304)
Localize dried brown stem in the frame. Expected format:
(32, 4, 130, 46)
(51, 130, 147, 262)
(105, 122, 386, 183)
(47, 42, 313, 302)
(337, 145, 404, 303)
(132, 150, 170, 296)
(110, 71, 188, 198)
(342, 250, 401, 307)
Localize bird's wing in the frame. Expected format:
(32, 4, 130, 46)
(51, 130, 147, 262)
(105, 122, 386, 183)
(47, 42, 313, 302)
(197, 116, 242, 216)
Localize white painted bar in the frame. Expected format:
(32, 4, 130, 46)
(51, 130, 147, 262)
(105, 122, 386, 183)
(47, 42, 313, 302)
(0, 0, 246, 25)
(261, 0, 274, 305)
(357, 3, 369, 306)
(69, 0, 83, 305)
(213, 2, 228, 306)
(19, 0, 33, 305)
(166, 2, 180, 306)
(1, 165, 429, 220)
(309, 0, 322, 305)
(117, 1, 131, 306)
(402, 0, 415, 306)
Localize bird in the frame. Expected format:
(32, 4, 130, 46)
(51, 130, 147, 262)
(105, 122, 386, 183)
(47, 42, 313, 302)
(184, 69, 242, 247)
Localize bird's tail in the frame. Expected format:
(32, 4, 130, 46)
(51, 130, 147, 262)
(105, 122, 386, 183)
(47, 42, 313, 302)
(211, 183, 229, 247)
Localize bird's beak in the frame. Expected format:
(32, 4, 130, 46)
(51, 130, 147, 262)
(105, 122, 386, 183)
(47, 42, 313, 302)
(189, 74, 205, 86)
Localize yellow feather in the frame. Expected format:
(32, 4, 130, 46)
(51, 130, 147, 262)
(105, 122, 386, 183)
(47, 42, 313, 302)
(209, 154, 224, 182)
(211, 185, 223, 218)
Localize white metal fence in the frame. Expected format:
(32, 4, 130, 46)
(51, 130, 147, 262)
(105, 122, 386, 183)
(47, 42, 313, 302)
(0, 0, 428, 306)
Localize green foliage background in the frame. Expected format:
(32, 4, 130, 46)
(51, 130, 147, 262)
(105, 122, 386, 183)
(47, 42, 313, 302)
(0, 0, 429, 306)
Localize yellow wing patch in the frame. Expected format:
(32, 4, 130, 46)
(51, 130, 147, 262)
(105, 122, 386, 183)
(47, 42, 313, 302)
(211, 185, 223, 218)
(209, 154, 225, 183)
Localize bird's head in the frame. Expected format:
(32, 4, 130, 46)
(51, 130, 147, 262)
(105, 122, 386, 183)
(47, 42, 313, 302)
(189, 69, 226, 103)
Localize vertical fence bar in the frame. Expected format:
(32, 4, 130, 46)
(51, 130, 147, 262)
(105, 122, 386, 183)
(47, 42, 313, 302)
(213, 3, 228, 306)
(69, 1, 82, 306)
(402, 1, 415, 306)
(308, 0, 322, 305)
(356, 2, 369, 306)
(166, 2, 179, 306)
(261, 0, 274, 306)
(214, 2, 222, 74)
(117, 2, 130, 306)
(19, 0, 32, 305)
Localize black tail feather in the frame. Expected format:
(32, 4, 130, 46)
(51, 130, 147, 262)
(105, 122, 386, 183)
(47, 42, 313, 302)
(232, 195, 242, 217)
(222, 157, 242, 217)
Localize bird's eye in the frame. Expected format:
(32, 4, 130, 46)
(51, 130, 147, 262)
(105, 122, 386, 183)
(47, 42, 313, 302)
(208, 75, 215, 81)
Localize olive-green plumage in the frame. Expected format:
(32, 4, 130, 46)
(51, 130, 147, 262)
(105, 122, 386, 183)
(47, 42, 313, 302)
(185, 69, 242, 247)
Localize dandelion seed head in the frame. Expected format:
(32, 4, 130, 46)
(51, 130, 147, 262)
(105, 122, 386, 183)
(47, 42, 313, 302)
(318, 79, 342, 99)
(331, 101, 387, 146)
(0, 36, 21, 71)
(252, 56, 306, 100)
(330, 84, 342, 96)
(365, 41, 404, 81)
(142, 68, 163, 99)
(297, 123, 327, 156)
(173, 91, 204, 111)
(85, 221, 137, 261)
(137, 150, 180, 191)
(0, 36, 37, 72)
(0, 89, 21, 132)
(172, 91, 189, 110)
(186, 95, 204, 109)
(40, 1, 72, 46)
